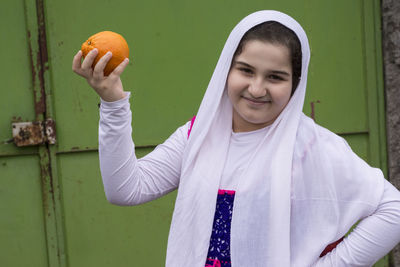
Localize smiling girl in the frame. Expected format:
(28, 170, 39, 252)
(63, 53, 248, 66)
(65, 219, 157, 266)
(73, 10, 400, 267)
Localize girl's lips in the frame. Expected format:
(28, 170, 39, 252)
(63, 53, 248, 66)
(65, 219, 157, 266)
(242, 96, 271, 105)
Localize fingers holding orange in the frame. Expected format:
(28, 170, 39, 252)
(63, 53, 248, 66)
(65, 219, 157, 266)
(72, 50, 82, 68)
(93, 51, 113, 78)
(110, 58, 129, 77)
(81, 48, 98, 71)
(72, 50, 85, 75)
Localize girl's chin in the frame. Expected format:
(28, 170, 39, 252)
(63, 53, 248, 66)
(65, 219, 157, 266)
(238, 115, 273, 127)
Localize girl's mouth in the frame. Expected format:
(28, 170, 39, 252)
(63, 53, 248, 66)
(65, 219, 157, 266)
(242, 96, 271, 105)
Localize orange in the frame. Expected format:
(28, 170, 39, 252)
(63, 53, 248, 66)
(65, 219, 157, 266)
(81, 31, 129, 76)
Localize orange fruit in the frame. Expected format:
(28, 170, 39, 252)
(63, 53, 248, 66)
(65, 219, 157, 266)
(81, 31, 129, 76)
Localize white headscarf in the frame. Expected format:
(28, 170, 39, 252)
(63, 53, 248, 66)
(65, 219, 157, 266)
(166, 10, 384, 266)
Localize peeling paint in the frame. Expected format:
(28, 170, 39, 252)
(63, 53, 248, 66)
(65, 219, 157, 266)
(26, 0, 48, 118)
(36, 0, 48, 65)
(45, 119, 56, 144)
(35, 92, 46, 115)
(11, 116, 24, 123)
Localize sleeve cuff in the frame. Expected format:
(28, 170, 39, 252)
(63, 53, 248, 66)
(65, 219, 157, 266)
(100, 91, 131, 109)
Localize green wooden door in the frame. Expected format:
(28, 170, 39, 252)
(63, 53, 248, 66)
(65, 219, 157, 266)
(0, 0, 389, 266)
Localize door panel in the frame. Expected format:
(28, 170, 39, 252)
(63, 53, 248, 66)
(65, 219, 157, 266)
(58, 149, 175, 266)
(0, 155, 48, 266)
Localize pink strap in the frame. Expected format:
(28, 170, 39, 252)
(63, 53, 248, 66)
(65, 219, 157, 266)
(205, 258, 221, 267)
(218, 189, 236, 195)
(187, 115, 196, 139)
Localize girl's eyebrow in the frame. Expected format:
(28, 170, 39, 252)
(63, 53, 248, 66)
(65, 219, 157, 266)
(234, 60, 291, 77)
(234, 61, 255, 69)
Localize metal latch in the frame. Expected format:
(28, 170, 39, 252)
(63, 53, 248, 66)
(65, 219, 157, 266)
(12, 119, 56, 147)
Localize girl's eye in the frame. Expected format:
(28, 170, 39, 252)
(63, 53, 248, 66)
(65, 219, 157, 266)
(239, 67, 253, 74)
(268, 74, 284, 81)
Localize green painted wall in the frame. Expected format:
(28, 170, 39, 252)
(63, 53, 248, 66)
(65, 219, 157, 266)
(0, 0, 388, 266)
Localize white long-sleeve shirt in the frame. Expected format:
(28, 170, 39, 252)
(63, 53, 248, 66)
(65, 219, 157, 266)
(98, 92, 400, 266)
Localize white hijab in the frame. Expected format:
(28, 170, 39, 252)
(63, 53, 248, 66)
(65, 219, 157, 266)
(166, 10, 384, 266)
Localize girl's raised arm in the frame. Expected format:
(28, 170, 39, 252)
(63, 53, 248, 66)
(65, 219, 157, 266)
(98, 93, 189, 205)
(73, 49, 187, 205)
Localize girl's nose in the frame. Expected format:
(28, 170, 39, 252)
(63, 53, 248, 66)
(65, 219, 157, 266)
(248, 78, 267, 98)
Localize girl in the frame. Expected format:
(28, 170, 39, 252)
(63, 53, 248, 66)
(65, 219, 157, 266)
(72, 10, 400, 267)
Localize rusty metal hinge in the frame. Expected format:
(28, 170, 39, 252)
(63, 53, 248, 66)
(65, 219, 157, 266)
(12, 118, 56, 147)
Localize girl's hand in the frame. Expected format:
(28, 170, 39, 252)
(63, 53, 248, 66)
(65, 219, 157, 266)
(72, 48, 130, 102)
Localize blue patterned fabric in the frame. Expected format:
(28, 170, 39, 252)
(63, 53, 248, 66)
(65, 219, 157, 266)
(205, 190, 235, 267)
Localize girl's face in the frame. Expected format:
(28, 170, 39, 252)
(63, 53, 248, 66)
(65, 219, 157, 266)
(227, 40, 293, 132)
